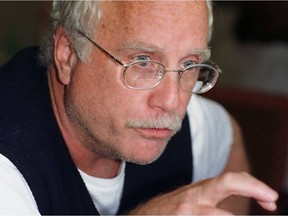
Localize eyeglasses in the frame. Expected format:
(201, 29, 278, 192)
(77, 30, 222, 94)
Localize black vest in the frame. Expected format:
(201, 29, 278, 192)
(0, 47, 192, 215)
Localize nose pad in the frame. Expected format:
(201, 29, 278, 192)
(157, 69, 181, 90)
(156, 70, 165, 79)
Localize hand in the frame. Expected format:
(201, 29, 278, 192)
(129, 172, 278, 215)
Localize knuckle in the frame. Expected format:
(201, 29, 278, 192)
(220, 171, 250, 184)
(220, 172, 236, 184)
(173, 202, 191, 214)
(218, 172, 245, 193)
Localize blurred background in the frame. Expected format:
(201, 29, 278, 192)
(0, 1, 51, 65)
(0, 1, 287, 214)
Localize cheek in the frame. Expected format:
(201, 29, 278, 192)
(68, 62, 135, 125)
(74, 60, 124, 103)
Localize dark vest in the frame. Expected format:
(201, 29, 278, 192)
(0, 47, 192, 215)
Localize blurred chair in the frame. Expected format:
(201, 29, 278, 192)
(204, 87, 288, 214)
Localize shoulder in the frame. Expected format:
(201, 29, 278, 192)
(0, 47, 49, 132)
(0, 154, 39, 214)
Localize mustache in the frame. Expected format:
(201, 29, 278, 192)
(126, 115, 182, 131)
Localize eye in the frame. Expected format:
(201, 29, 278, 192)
(182, 60, 196, 69)
(133, 55, 151, 62)
(132, 55, 152, 68)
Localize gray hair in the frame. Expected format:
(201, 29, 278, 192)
(40, 0, 214, 66)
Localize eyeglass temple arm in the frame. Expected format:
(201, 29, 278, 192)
(77, 30, 124, 66)
(207, 59, 222, 74)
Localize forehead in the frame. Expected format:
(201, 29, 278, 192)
(97, 1, 209, 50)
(104, 1, 206, 20)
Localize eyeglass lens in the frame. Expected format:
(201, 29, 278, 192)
(123, 61, 218, 93)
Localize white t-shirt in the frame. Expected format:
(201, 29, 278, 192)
(0, 95, 232, 215)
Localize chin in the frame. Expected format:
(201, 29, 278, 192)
(123, 140, 168, 165)
(127, 155, 160, 165)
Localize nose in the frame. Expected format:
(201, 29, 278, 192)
(148, 72, 180, 112)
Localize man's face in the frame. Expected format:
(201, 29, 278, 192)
(65, 1, 209, 164)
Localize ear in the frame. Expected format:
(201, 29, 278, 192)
(53, 27, 77, 85)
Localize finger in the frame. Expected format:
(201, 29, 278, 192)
(257, 200, 278, 212)
(202, 172, 278, 207)
(222, 172, 278, 203)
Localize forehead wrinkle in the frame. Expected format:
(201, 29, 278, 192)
(117, 41, 163, 54)
(117, 42, 210, 58)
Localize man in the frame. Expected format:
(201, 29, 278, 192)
(0, 1, 278, 215)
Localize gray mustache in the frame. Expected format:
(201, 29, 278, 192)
(127, 115, 182, 131)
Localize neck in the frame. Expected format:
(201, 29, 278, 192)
(47, 67, 121, 178)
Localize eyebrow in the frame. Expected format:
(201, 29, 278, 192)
(117, 41, 211, 62)
(191, 48, 211, 62)
(117, 42, 162, 53)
